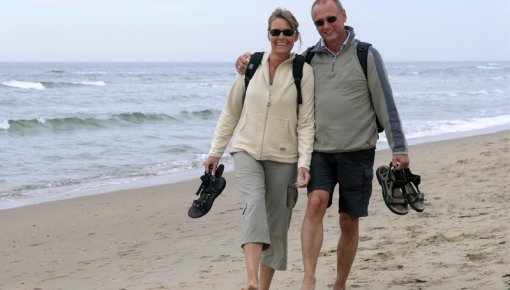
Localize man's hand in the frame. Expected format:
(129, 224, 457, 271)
(235, 52, 251, 75)
(392, 154, 410, 171)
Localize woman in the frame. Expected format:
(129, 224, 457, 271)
(204, 8, 314, 290)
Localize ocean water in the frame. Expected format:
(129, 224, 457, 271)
(1, 61, 509, 209)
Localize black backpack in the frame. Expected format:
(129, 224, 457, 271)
(304, 41, 384, 133)
(243, 52, 305, 105)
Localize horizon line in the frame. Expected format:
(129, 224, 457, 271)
(1, 59, 509, 63)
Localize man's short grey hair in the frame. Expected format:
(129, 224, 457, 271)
(311, 0, 344, 17)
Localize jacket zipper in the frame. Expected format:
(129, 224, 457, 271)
(259, 88, 271, 159)
(331, 54, 337, 72)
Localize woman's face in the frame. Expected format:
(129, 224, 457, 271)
(268, 18, 297, 57)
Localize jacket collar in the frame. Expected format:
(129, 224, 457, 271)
(311, 26, 356, 54)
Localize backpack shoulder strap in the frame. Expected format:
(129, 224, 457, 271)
(292, 54, 305, 105)
(356, 41, 372, 79)
(304, 46, 315, 64)
(357, 41, 384, 133)
(243, 52, 306, 108)
(243, 52, 264, 103)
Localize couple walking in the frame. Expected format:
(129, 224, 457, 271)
(204, 1, 409, 289)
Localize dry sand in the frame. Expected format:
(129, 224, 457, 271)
(1, 131, 509, 290)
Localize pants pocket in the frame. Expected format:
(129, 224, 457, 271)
(287, 184, 298, 208)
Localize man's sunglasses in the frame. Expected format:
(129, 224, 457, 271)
(314, 16, 338, 27)
(268, 29, 295, 37)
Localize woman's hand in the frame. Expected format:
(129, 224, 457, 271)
(296, 167, 311, 188)
(204, 156, 220, 175)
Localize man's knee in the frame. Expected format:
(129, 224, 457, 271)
(339, 213, 359, 235)
(306, 190, 329, 215)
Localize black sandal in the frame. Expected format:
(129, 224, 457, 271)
(401, 168, 425, 212)
(188, 164, 226, 218)
(376, 163, 409, 215)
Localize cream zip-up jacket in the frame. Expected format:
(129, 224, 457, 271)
(208, 52, 315, 169)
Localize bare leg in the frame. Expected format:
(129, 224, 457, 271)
(333, 213, 359, 290)
(300, 190, 329, 290)
(259, 265, 275, 290)
(243, 243, 263, 290)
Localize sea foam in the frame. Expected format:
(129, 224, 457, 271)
(1, 80, 45, 90)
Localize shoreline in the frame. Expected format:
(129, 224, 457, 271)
(2, 125, 508, 211)
(1, 130, 509, 289)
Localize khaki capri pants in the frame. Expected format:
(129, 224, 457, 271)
(233, 151, 298, 270)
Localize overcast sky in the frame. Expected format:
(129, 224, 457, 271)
(1, 0, 509, 62)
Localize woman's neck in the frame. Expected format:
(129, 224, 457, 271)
(268, 52, 290, 84)
(268, 52, 290, 68)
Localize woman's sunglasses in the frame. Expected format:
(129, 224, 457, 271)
(268, 29, 295, 37)
(314, 16, 338, 27)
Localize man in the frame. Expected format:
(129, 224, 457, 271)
(237, 1, 410, 289)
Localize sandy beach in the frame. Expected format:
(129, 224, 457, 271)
(1, 130, 509, 290)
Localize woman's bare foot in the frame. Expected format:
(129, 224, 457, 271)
(241, 282, 258, 290)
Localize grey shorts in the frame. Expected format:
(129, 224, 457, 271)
(307, 149, 375, 217)
(233, 151, 298, 271)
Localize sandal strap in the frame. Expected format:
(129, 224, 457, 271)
(195, 165, 215, 195)
(385, 195, 407, 204)
(215, 164, 225, 178)
(380, 165, 408, 204)
(388, 163, 407, 186)
(193, 192, 212, 213)
(390, 164, 422, 188)
(408, 190, 425, 200)
(405, 170, 421, 185)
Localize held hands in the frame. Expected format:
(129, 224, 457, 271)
(392, 154, 410, 171)
(204, 156, 220, 176)
(235, 52, 251, 75)
(296, 167, 311, 188)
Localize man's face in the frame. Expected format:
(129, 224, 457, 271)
(312, 1, 347, 45)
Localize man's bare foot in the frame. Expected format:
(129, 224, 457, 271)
(300, 284, 315, 290)
(241, 283, 258, 290)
